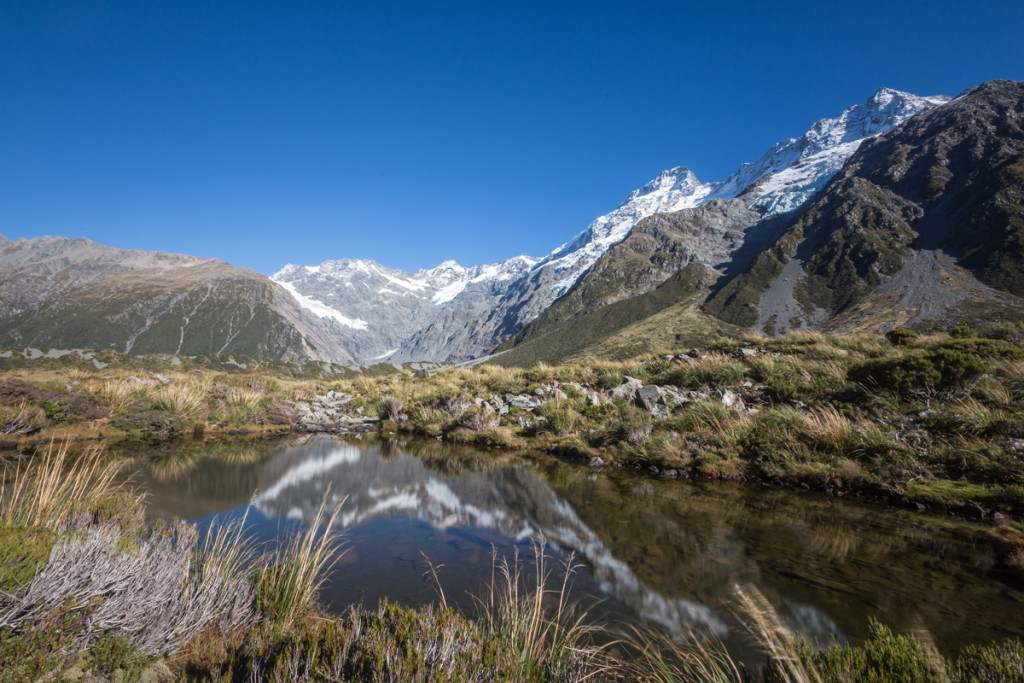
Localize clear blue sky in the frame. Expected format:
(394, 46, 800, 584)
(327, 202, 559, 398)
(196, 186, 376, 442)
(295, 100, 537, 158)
(2, 1, 1022, 275)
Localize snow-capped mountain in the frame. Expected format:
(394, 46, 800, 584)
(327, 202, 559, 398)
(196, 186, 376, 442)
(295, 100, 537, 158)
(272, 256, 538, 363)
(275, 87, 948, 364)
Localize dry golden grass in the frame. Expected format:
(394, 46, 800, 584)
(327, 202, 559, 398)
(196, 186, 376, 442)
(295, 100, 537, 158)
(732, 584, 820, 683)
(153, 381, 209, 423)
(0, 442, 126, 529)
(257, 492, 346, 630)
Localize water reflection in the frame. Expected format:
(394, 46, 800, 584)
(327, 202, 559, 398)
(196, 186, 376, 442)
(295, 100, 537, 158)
(250, 436, 728, 635)
(122, 434, 1024, 657)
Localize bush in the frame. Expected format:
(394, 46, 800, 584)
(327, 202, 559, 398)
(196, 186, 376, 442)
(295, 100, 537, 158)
(886, 328, 919, 346)
(787, 619, 948, 682)
(956, 637, 1024, 681)
(848, 349, 989, 398)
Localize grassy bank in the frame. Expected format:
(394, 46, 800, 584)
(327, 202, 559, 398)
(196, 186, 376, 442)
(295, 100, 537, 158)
(3, 330, 1024, 549)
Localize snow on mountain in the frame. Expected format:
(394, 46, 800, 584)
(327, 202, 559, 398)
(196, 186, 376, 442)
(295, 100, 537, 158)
(535, 88, 950, 296)
(271, 254, 539, 363)
(275, 87, 948, 363)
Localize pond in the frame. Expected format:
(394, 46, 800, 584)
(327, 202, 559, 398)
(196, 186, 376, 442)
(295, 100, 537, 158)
(118, 433, 1024, 661)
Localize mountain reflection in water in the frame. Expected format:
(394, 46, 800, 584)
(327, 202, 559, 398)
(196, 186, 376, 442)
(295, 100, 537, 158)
(124, 434, 1024, 658)
(250, 436, 729, 636)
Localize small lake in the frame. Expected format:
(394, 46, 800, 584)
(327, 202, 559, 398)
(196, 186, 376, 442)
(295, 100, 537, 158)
(118, 434, 1024, 661)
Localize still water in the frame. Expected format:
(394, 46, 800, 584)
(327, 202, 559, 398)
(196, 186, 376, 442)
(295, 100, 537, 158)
(119, 434, 1024, 658)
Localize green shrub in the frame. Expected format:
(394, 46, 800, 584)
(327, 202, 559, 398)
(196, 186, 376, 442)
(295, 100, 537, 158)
(786, 619, 948, 682)
(956, 637, 1024, 682)
(886, 328, 919, 346)
(848, 349, 989, 397)
(938, 338, 1024, 360)
(88, 632, 153, 679)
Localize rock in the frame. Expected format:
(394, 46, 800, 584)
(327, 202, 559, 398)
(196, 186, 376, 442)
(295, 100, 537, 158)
(508, 394, 539, 410)
(635, 384, 662, 412)
(714, 389, 744, 410)
(740, 348, 757, 357)
(586, 456, 607, 469)
(958, 502, 989, 520)
(586, 393, 602, 407)
(657, 385, 687, 407)
(608, 376, 643, 400)
(154, 373, 171, 384)
(553, 389, 568, 400)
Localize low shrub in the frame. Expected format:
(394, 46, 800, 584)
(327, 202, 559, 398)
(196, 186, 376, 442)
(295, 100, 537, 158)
(886, 328, 920, 346)
(786, 619, 948, 682)
(848, 348, 990, 398)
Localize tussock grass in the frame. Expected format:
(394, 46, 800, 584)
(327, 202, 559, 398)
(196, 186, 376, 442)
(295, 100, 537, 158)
(475, 539, 612, 681)
(256, 493, 346, 630)
(89, 378, 147, 412)
(152, 381, 208, 423)
(0, 442, 124, 529)
(733, 584, 819, 683)
(625, 627, 742, 683)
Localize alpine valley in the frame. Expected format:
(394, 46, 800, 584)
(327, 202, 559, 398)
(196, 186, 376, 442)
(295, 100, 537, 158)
(4, 78, 1023, 367)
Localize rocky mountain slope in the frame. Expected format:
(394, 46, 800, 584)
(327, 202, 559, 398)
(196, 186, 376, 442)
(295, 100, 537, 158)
(0, 235, 354, 363)
(278, 88, 947, 364)
(495, 88, 953, 364)
(706, 79, 1024, 336)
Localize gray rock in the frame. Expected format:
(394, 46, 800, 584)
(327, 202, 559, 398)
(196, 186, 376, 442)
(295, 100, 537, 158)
(586, 456, 607, 469)
(608, 376, 643, 400)
(714, 389, 745, 411)
(635, 384, 662, 412)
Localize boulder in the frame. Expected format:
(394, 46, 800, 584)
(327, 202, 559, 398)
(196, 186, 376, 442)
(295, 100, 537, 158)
(635, 384, 662, 412)
(607, 376, 643, 400)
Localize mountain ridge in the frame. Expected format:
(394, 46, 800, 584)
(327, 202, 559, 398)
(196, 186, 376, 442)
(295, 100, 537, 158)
(0, 235, 355, 364)
(277, 86, 947, 363)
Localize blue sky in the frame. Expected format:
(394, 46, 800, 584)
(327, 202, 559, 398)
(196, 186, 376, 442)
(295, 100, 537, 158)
(2, 1, 1022, 275)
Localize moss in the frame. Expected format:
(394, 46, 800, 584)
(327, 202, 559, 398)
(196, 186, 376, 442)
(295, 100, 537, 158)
(0, 525, 57, 593)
